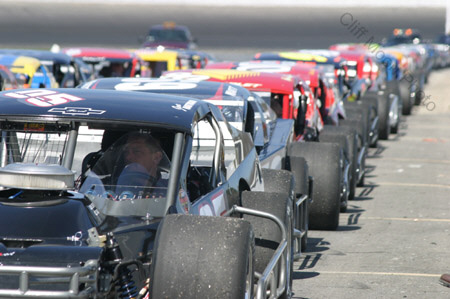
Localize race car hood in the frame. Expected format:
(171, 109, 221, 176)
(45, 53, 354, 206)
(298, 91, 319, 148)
(142, 41, 190, 49)
(0, 244, 103, 268)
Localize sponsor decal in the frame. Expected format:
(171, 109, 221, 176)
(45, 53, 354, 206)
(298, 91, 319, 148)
(5, 90, 85, 107)
(48, 107, 106, 116)
(279, 52, 328, 63)
(171, 99, 196, 112)
(0, 251, 15, 257)
(193, 69, 260, 81)
(211, 190, 226, 216)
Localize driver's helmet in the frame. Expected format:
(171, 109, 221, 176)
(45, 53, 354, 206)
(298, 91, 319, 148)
(80, 131, 171, 200)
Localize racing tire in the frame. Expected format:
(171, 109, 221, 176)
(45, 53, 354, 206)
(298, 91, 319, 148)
(262, 168, 295, 195)
(360, 91, 379, 116)
(391, 115, 399, 134)
(288, 142, 341, 230)
(321, 125, 358, 201)
(150, 214, 255, 299)
(385, 81, 401, 134)
(339, 119, 366, 187)
(285, 156, 309, 251)
(376, 91, 391, 140)
(242, 191, 293, 299)
(343, 102, 370, 147)
(318, 131, 349, 212)
(399, 81, 413, 116)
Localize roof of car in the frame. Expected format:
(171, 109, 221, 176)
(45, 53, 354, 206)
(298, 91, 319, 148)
(254, 52, 331, 64)
(81, 77, 252, 99)
(0, 54, 41, 77)
(133, 48, 181, 61)
(0, 88, 206, 133)
(163, 69, 299, 94)
(206, 60, 321, 86)
(62, 47, 136, 60)
(150, 22, 190, 31)
(0, 49, 73, 65)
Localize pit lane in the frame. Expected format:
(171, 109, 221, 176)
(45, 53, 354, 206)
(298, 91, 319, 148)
(1, 3, 449, 298)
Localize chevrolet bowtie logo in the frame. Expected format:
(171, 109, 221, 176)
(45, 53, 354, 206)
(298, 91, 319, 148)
(48, 107, 106, 115)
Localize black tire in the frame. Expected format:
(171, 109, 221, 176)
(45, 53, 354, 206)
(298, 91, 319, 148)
(242, 191, 292, 299)
(413, 74, 424, 106)
(399, 80, 413, 115)
(339, 117, 367, 148)
(288, 142, 341, 230)
(285, 156, 309, 251)
(151, 214, 255, 299)
(262, 168, 295, 195)
(391, 114, 399, 134)
(385, 81, 401, 134)
(321, 125, 358, 201)
(343, 103, 370, 147)
(376, 91, 390, 140)
(347, 99, 378, 148)
(318, 131, 349, 213)
(339, 119, 366, 188)
(360, 91, 379, 116)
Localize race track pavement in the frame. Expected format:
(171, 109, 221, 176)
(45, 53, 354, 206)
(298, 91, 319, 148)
(292, 68, 450, 298)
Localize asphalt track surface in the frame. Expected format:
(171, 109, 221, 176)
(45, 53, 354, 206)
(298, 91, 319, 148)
(1, 3, 450, 298)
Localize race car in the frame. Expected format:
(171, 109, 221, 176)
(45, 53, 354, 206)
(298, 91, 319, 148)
(208, 60, 362, 199)
(382, 28, 422, 47)
(0, 88, 296, 298)
(81, 77, 311, 257)
(140, 21, 197, 49)
(0, 49, 92, 87)
(161, 69, 346, 229)
(0, 64, 19, 91)
(62, 47, 145, 78)
(132, 48, 190, 77)
(205, 60, 346, 125)
(0, 54, 57, 89)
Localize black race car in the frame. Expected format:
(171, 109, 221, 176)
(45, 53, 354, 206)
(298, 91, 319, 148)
(82, 77, 311, 258)
(0, 88, 297, 298)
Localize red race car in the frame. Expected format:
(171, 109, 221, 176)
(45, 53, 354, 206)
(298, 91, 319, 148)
(63, 47, 146, 78)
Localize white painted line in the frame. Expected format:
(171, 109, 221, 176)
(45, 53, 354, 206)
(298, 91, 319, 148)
(346, 216, 450, 222)
(318, 271, 441, 278)
(377, 182, 450, 189)
(379, 158, 450, 165)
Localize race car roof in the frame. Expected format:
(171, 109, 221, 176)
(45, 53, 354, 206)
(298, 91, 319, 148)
(0, 88, 206, 133)
(163, 69, 299, 94)
(0, 49, 73, 65)
(205, 60, 320, 87)
(81, 77, 252, 100)
(254, 52, 332, 64)
(62, 47, 136, 60)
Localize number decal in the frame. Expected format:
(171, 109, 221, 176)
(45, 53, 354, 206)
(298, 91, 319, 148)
(114, 81, 198, 91)
(5, 90, 85, 107)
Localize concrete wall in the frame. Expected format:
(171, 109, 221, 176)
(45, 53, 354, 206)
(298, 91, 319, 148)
(1, 0, 446, 7)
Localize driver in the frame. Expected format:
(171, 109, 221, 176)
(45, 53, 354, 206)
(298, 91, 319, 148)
(115, 133, 167, 196)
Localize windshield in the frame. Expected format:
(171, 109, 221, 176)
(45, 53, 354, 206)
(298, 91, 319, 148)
(80, 131, 171, 218)
(148, 28, 189, 42)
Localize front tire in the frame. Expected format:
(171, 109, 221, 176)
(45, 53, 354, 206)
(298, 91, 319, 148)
(151, 214, 255, 299)
(288, 142, 341, 230)
(242, 191, 293, 299)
